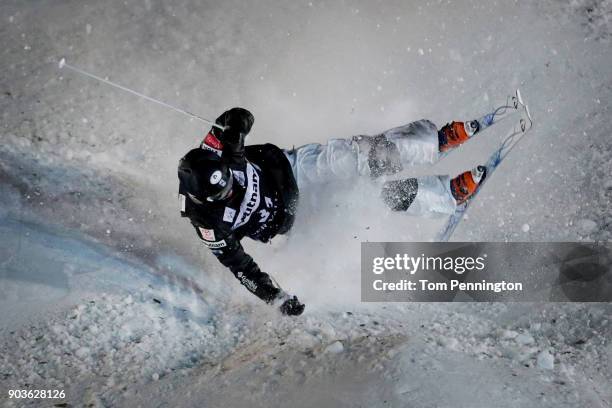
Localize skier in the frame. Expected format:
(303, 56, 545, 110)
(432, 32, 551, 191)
(178, 107, 487, 316)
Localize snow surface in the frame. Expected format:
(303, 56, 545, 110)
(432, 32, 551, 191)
(1, 0, 611, 407)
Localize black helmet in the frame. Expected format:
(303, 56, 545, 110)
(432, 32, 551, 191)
(178, 148, 233, 203)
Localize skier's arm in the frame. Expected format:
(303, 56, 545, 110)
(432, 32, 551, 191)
(194, 225, 284, 304)
(217, 238, 284, 304)
(209, 107, 254, 167)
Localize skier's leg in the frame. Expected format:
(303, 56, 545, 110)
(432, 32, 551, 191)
(283, 119, 442, 187)
(283, 139, 360, 187)
(353, 119, 441, 177)
(381, 175, 456, 217)
(367, 118, 486, 170)
(381, 166, 487, 217)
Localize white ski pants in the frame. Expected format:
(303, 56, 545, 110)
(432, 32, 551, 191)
(283, 120, 456, 217)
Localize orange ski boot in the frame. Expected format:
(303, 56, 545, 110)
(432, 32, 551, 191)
(438, 120, 480, 152)
(450, 165, 487, 204)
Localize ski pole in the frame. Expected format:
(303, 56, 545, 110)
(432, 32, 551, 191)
(58, 58, 225, 131)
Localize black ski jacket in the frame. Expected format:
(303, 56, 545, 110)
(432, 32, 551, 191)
(179, 108, 299, 303)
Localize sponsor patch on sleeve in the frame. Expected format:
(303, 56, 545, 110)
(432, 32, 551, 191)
(198, 227, 216, 241)
(202, 133, 223, 156)
(202, 239, 227, 249)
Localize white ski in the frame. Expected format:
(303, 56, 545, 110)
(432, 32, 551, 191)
(436, 89, 533, 242)
(439, 90, 526, 160)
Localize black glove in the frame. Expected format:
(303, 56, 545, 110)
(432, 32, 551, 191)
(213, 107, 254, 144)
(210, 107, 254, 166)
(279, 295, 305, 316)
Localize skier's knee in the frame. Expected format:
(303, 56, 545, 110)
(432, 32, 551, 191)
(352, 135, 403, 178)
(381, 178, 418, 211)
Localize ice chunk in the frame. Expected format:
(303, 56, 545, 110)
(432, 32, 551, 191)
(288, 330, 319, 349)
(499, 330, 519, 340)
(437, 336, 459, 350)
(536, 350, 554, 370)
(75, 347, 90, 359)
(515, 332, 535, 345)
(324, 341, 344, 354)
(576, 219, 597, 235)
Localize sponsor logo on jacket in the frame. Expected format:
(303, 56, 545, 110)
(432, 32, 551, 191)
(237, 271, 258, 293)
(223, 207, 236, 223)
(233, 164, 261, 229)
